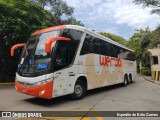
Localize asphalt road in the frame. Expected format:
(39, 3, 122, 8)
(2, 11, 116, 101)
(1, 75, 160, 120)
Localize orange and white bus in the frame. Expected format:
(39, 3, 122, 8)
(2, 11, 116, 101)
(11, 25, 136, 99)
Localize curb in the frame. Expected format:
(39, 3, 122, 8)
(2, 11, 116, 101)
(142, 76, 160, 86)
(0, 82, 15, 86)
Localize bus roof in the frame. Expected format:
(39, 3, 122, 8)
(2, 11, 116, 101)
(32, 25, 134, 52)
(32, 25, 66, 35)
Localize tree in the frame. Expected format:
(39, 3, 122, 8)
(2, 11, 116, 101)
(149, 26, 160, 47)
(127, 28, 151, 71)
(133, 0, 160, 15)
(31, 0, 50, 8)
(133, 0, 160, 75)
(140, 26, 160, 73)
(127, 28, 150, 52)
(0, 0, 52, 41)
(31, 0, 83, 26)
(62, 17, 84, 26)
(0, 0, 84, 82)
(0, 0, 52, 82)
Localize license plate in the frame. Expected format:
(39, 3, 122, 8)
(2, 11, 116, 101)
(23, 89, 27, 93)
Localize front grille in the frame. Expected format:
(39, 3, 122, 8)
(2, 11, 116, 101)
(17, 81, 33, 86)
(17, 81, 26, 86)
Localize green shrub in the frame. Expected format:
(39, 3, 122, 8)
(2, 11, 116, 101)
(141, 67, 151, 76)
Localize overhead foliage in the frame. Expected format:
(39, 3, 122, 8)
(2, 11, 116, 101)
(0, 0, 52, 82)
(31, 0, 50, 8)
(0, 0, 84, 82)
(127, 28, 151, 66)
(0, 0, 51, 43)
(62, 17, 84, 26)
(30, 0, 84, 26)
(132, 0, 160, 75)
(133, 0, 160, 15)
(148, 26, 160, 48)
(128, 26, 160, 74)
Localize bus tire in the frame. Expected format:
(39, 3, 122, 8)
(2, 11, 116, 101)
(70, 80, 86, 100)
(122, 75, 128, 87)
(129, 74, 132, 83)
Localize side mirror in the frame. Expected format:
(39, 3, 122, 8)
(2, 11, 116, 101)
(45, 37, 71, 53)
(11, 43, 26, 56)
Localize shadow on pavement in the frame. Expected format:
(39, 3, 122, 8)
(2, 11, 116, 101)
(24, 95, 70, 107)
(24, 82, 135, 107)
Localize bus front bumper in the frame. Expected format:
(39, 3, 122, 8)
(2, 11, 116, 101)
(15, 81, 53, 99)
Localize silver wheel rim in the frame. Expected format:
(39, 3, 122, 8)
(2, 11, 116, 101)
(125, 78, 127, 85)
(75, 85, 83, 96)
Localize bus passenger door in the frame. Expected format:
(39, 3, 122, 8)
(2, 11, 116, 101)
(52, 46, 69, 97)
(53, 69, 69, 97)
(67, 65, 79, 94)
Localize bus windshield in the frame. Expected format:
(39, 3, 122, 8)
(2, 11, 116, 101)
(17, 30, 60, 77)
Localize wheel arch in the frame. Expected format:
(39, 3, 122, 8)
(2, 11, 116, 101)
(69, 75, 88, 100)
(124, 73, 128, 80)
(76, 76, 88, 90)
(129, 73, 132, 78)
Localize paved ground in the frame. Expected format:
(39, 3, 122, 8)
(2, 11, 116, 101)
(142, 75, 160, 85)
(1, 75, 160, 120)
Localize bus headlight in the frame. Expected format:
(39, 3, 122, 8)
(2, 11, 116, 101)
(33, 78, 53, 87)
(39, 90, 46, 96)
(15, 86, 17, 90)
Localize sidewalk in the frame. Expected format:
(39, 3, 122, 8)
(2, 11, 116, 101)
(142, 75, 160, 85)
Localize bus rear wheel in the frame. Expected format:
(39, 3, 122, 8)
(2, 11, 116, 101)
(70, 80, 86, 100)
(129, 74, 132, 83)
(122, 75, 128, 87)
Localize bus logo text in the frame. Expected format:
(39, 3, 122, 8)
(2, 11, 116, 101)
(100, 56, 122, 67)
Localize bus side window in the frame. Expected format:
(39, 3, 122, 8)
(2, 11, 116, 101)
(80, 34, 103, 55)
(54, 29, 83, 71)
(105, 42, 110, 56)
(109, 44, 114, 57)
(93, 38, 100, 54)
(100, 40, 106, 56)
(61, 29, 83, 63)
(80, 34, 94, 55)
(113, 46, 120, 58)
(54, 43, 68, 66)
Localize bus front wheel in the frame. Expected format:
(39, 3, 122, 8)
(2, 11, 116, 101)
(70, 80, 86, 100)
